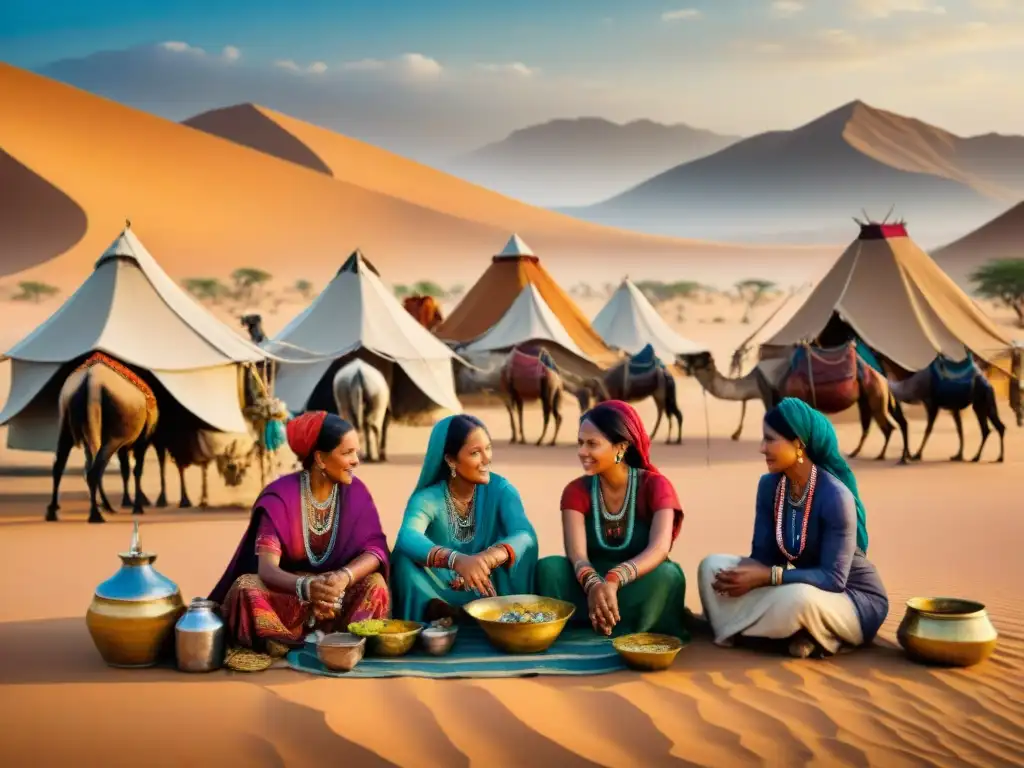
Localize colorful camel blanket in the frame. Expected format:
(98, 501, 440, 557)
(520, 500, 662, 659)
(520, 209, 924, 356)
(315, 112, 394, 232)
(74, 352, 157, 419)
(929, 354, 976, 408)
(627, 343, 664, 376)
(286, 626, 629, 679)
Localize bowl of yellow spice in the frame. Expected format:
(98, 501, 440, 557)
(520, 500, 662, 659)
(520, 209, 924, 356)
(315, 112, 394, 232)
(348, 619, 424, 657)
(612, 633, 685, 671)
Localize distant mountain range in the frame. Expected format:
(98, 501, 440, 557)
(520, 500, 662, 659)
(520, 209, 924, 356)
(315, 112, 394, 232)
(565, 101, 1024, 248)
(934, 200, 1024, 286)
(445, 117, 741, 207)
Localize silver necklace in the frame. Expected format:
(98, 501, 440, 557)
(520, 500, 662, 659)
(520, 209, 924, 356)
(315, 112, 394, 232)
(597, 472, 633, 522)
(301, 483, 340, 567)
(301, 471, 337, 537)
(444, 482, 476, 543)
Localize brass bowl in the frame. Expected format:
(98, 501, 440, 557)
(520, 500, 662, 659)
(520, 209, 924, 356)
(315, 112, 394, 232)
(349, 619, 424, 657)
(86, 593, 186, 668)
(420, 625, 459, 656)
(897, 597, 998, 667)
(612, 633, 685, 671)
(463, 594, 576, 654)
(316, 632, 366, 672)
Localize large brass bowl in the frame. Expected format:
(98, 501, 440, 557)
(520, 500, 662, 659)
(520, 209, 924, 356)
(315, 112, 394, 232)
(897, 597, 998, 667)
(349, 619, 424, 657)
(463, 595, 575, 654)
(613, 633, 685, 671)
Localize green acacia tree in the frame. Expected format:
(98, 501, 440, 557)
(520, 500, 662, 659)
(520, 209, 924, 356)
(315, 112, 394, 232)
(735, 278, 776, 324)
(971, 258, 1024, 328)
(412, 280, 445, 298)
(231, 267, 272, 303)
(12, 281, 59, 303)
(294, 279, 314, 300)
(183, 277, 227, 304)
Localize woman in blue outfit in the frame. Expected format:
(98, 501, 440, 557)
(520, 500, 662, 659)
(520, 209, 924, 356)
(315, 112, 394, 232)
(697, 398, 889, 658)
(390, 414, 539, 622)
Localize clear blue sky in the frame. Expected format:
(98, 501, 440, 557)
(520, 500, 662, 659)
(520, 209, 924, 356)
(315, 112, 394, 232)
(2, 0, 1022, 137)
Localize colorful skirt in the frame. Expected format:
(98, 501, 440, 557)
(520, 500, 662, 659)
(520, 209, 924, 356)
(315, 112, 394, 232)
(220, 571, 390, 670)
(535, 555, 690, 640)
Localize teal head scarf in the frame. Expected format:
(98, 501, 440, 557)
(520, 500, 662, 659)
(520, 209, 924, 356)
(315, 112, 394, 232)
(765, 397, 869, 553)
(414, 415, 458, 492)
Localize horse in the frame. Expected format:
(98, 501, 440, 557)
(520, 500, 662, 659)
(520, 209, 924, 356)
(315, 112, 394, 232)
(888, 355, 1005, 463)
(403, 295, 444, 332)
(333, 359, 391, 462)
(579, 345, 683, 444)
(48, 354, 158, 523)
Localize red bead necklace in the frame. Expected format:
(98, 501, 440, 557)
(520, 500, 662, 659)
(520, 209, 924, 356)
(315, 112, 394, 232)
(774, 464, 818, 562)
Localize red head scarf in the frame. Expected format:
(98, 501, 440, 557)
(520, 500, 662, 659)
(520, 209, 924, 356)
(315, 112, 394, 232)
(286, 411, 327, 462)
(594, 400, 658, 474)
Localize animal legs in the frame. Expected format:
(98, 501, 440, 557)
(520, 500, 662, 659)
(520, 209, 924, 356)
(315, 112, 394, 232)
(504, 396, 518, 444)
(46, 424, 75, 521)
(154, 443, 169, 507)
(730, 399, 747, 442)
(649, 405, 663, 443)
(130, 439, 147, 514)
(550, 388, 562, 446)
(378, 409, 391, 462)
(912, 403, 940, 461)
(536, 380, 551, 446)
(888, 397, 911, 464)
(118, 446, 132, 509)
(516, 396, 526, 445)
(200, 464, 210, 508)
(178, 465, 193, 508)
(86, 444, 117, 523)
(847, 395, 872, 459)
(949, 409, 965, 462)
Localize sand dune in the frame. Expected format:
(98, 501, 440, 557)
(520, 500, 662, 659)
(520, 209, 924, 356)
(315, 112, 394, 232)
(2, 305, 1023, 766)
(0, 64, 828, 293)
(935, 200, 1024, 286)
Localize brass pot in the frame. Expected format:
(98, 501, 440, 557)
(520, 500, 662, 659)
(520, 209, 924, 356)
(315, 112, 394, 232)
(897, 597, 998, 667)
(86, 522, 185, 668)
(463, 594, 575, 654)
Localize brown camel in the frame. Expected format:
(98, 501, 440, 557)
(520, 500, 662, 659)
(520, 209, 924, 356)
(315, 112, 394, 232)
(684, 347, 910, 462)
(888, 358, 1006, 463)
(403, 295, 444, 332)
(580, 358, 683, 444)
(499, 349, 573, 446)
(49, 358, 158, 523)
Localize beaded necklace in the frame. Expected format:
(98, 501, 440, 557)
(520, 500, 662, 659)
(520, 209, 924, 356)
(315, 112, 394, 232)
(773, 465, 818, 562)
(591, 466, 637, 551)
(444, 482, 477, 543)
(301, 472, 340, 567)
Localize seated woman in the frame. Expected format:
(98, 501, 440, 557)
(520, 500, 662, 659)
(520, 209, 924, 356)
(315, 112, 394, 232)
(536, 400, 688, 639)
(697, 398, 889, 658)
(208, 411, 391, 670)
(391, 414, 538, 622)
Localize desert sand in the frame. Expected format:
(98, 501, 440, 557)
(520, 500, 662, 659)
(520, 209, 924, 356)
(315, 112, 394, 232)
(2, 292, 1022, 768)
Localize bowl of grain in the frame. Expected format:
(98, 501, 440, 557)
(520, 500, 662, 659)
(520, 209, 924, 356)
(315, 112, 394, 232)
(612, 633, 685, 671)
(463, 595, 575, 654)
(348, 619, 424, 657)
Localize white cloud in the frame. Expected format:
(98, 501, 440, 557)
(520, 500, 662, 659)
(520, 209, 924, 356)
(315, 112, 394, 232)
(476, 62, 540, 77)
(662, 9, 702, 21)
(397, 52, 443, 79)
(274, 59, 327, 75)
(221, 45, 241, 62)
(851, 0, 946, 18)
(160, 41, 205, 55)
(771, 1, 806, 17)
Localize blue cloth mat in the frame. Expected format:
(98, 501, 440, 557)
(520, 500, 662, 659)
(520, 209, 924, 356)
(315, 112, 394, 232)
(286, 626, 628, 679)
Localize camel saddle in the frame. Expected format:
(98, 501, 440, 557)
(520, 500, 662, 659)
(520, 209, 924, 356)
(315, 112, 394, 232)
(74, 351, 158, 421)
(504, 349, 555, 399)
(783, 343, 860, 413)
(928, 353, 976, 410)
(627, 343, 664, 376)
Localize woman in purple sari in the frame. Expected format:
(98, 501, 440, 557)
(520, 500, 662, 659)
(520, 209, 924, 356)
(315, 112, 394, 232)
(209, 411, 391, 670)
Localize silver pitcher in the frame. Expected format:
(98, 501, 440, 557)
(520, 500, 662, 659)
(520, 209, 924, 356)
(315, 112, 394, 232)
(175, 597, 225, 672)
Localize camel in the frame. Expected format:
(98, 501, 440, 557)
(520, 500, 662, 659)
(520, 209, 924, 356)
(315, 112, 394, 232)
(48, 357, 158, 523)
(150, 421, 260, 508)
(683, 348, 910, 463)
(888, 357, 1005, 463)
(403, 295, 444, 332)
(499, 349, 572, 446)
(579, 352, 684, 444)
(333, 359, 390, 462)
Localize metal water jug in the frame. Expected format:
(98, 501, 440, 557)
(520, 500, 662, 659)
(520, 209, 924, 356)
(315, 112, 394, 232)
(175, 597, 226, 672)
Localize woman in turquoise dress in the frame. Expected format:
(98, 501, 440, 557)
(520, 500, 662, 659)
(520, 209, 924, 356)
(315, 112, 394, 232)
(391, 414, 539, 622)
(536, 400, 689, 639)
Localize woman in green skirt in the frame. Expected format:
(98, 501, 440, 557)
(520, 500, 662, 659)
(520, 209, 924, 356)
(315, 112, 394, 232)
(536, 400, 689, 639)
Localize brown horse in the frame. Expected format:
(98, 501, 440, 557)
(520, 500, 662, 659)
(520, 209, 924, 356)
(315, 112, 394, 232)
(403, 295, 444, 332)
(500, 349, 572, 445)
(579, 357, 683, 444)
(49, 355, 158, 523)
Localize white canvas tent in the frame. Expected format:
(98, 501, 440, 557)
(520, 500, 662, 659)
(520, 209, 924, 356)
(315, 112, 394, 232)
(0, 224, 270, 451)
(461, 282, 598, 374)
(266, 250, 462, 416)
(760, 222, 1013, 371)
(592, 278, 707, 359)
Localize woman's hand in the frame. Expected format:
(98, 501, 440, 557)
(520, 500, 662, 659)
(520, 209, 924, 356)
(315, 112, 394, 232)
(453, 554, 496, 597)
(712, 563, 772, 598)
(324, 569, 352, 594)
(308, 576, 344, 607)
(587, 580, 620, 635)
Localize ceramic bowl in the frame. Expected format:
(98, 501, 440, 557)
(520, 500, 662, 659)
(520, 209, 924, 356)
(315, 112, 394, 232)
(316, 632, 366, 672)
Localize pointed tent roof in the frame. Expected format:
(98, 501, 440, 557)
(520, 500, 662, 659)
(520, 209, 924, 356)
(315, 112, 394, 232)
(763, 222, 1013, 370)
(436, 233, 619, 367)
(267, 249, 462, 413)
(3, 223, 268, 369)
(463, 283, 589, 360)
(592, 278, 707, 359)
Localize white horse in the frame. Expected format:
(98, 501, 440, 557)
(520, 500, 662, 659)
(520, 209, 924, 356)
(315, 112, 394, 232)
(332, 359, 390, 462)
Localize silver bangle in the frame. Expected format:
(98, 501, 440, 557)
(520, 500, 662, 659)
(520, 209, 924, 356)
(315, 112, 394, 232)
(341, 566, 355, 584)
(447, 550, 459, 570)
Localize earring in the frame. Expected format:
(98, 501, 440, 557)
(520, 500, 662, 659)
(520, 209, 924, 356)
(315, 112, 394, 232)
(450, 465, 456, 478)
(796, 449, 804, 464)
(615, 453, 623, 464)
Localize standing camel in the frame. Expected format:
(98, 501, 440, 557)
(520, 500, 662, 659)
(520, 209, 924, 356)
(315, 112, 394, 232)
(403, 295, 444, 332)
(499, 349, 572, 446)
(48, 355, 158, 523)
(888, 357, 1005, 463)
(580, 352, 683, 444)
(684, 348, 910, 462)
(333, 359, 390, 462)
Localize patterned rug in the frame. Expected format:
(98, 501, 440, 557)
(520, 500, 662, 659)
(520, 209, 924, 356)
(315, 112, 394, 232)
(286, 626, 629, 679)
